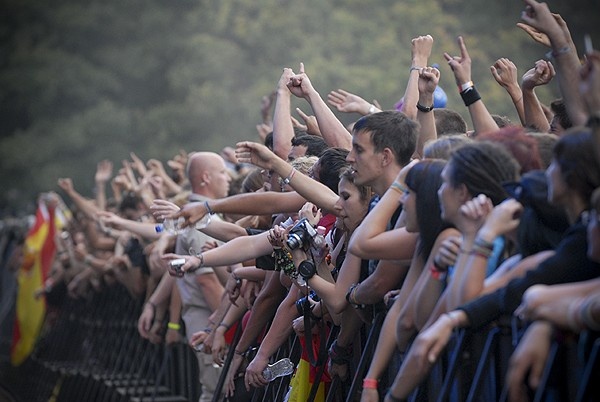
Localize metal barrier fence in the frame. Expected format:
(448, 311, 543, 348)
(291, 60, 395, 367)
(1, 281, 598, 402)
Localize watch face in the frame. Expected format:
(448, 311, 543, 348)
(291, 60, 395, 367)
(298, 260, 316, 280)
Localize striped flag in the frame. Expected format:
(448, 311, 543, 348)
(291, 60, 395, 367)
(10, 198, 58, 366)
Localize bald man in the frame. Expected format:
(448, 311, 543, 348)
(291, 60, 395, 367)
(176, 152, 231, 402)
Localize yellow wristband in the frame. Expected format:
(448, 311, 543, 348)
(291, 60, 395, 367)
(167, 322, 181, 331)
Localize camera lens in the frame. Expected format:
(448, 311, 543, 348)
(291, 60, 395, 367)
(286, 233, 303, 250)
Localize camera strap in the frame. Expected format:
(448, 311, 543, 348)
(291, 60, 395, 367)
(303, 298, 328, 367)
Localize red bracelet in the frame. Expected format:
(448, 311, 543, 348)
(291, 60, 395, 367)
(363, 378, 378, 389)
(429, 262, 443, 279)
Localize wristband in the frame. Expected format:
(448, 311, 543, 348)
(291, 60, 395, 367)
(460, 86, 481, 107)
(409, 66, 423, 74)
(363, 378, 378, 389)
(545, 45, 570, 60)
(458, 81, 474, 93)
(389, 181, 408, 195)
(416, 102, 434, 113)
(281, 167, 296, 189)
(218, 322, 231, 331)
(167, 322, 181, 331)
(429, 263, 447, 281)
(368, 104, 378, 114)
(204, 200, 214, 215)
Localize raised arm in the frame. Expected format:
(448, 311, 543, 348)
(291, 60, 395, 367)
(490, 58, 526, 125)
(519, 2, 587, 126)
(287, 63, 352, 149)
(272, 68, 297, 159)
(401, 35, 434, 121)
(57, 177, 101, 219)
(415, 66, 440, 158)
(235, 141, 340, 212)
(173, 191, 305, 228)
(444, 36, 499, 135)
(94, 160, 113, 211)
(327, 88, 381, 116)
(521, 59, 555, 132)
(97, 210, 162, 241)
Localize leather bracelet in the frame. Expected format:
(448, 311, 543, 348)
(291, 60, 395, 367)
(416, 102, 434, 113)
(204, 200, 214, 215)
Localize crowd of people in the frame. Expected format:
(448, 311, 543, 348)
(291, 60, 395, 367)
(18, 1, 600, 401)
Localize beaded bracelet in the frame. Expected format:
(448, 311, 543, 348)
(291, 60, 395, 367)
(273, 248, 297, 279)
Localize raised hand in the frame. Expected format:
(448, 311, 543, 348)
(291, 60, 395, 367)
(57, 177, 74, 194)
(443, 36, 472, 87)
(150, 199, 181, 221)
(521, 59, 555, 90)
(295, 107, 321, 136)
(287, 63, 316, 100)
(235, 141, 279, 170)
(490, 58, 520, 91)
(519, 1, 564, 43)
(580, 51, 600, 114)
(172, 201, 207, 228)
(255, 122, 272, 142)
(95, 160, 113, 184)
(97, 210, 125, 229)
(327, 89, 374, 115)
(418, 66, 441, 98)
(147, 158, 167, 176)
(130, 152, 148, 176)
(411, 34, 434, 66)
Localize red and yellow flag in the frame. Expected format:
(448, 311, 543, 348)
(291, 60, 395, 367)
(10, 200, 58, 366)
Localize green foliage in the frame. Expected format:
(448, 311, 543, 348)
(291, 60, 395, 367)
(0, 0, 597, 214)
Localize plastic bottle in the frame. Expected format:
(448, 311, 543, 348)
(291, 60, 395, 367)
(193, 213, 212, 230)
(155, 217, 186, 235)
(311, 225, 327, 260)
(262, 357, 294, 381)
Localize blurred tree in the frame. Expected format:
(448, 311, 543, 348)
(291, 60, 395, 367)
(0, 0, 597, 214)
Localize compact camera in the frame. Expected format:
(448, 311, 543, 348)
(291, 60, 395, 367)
(296, 296, 312, 316)
(169, 258, 186, 274)
(296, 291, 320, 316)
(286, 218, 319, 250)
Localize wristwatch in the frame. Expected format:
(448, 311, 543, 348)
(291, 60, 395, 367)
(298, 260, 316, 280)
